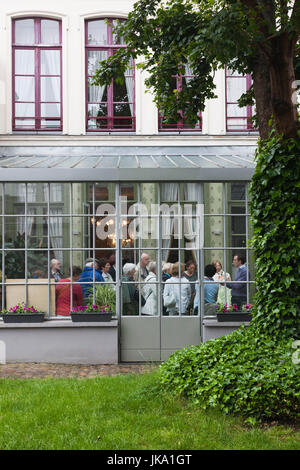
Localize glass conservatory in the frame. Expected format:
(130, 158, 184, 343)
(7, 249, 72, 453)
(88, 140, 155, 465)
(0, 146, 256, 361)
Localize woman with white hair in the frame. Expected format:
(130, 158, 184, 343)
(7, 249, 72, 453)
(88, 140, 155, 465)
(122, 263, 139, 315)
(163, 262, 191, 315)
(141, 261, 158, 315)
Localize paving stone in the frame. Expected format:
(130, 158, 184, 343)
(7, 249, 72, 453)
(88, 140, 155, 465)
(0, 363, 158, 379)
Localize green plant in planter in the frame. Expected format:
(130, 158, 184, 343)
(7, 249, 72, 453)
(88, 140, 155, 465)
(1, 302, 43, 314)
(71, 304, 111, 313)
(88, 284, 116, 315)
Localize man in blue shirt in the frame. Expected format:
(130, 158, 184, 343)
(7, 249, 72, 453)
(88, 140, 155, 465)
(79, 258, 104, 302)
(225, 253, 249, 309)
(194, 264, 219, 314)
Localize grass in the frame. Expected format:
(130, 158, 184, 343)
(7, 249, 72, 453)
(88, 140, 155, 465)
(0, 371, 299, 450)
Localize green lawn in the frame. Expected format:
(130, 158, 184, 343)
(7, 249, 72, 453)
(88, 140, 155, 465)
(0, 371, 299, 450)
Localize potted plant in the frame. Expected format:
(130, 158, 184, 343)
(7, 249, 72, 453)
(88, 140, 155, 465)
(1, 302, 45, 323)
(88, 284, 116, 316)
(216, 303, 252, 322)
(70, 304, 113, 322)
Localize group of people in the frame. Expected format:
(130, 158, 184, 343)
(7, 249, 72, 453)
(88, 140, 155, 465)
(122, 252, 249, 316)
(41, 251, 248, 316)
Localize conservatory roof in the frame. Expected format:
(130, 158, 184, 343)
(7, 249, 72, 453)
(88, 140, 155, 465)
(0, 145, 256, 181)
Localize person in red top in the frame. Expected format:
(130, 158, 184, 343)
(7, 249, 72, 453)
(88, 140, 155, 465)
(56, 266, 83, 316)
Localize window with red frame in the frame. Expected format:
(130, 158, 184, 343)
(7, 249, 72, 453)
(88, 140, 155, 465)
(226, 69, 256, 132)
(158, 69, 202, 131)
(86, 19, 135, 131)
(12, 18, 62, 131)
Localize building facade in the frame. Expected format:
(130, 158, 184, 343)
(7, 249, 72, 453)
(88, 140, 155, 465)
(0, 0, 257, 362)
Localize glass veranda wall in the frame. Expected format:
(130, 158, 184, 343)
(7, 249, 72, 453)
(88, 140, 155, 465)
(0, 182, 255, 316)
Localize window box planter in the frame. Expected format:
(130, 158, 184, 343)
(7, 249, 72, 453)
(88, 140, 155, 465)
(217, 312, 251, 322)
(1, 312, 46, 323)
(70, 311, 113, 322)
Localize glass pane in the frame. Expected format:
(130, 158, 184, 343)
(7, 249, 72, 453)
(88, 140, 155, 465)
(41, 103, 60, 118)
(88, 50, 107, 75)
(15, 49, 35, 75)
(88, 83, 107, 103)
(41, 19, 60, 44)
(227, 76, 247, 102)
(227, 119, 248, 130)
(14, 119, 35, 128)
(114, 103, 132, 117)
(41, 77, 60, 101)
(87, 20, 107, 45)
(14, 19, 35, 44)
(88, 104, 107, 117)
(15, 103, 35, 118)
(227, 104, 247, 119)
(15, 76, 35, 101)
(40, 119, 61, 128)
(4, 250, 26, 279)
(41, 50, 60, 75)
(113, 80, 130, 102)
(113, 19, 126, 45)
(230, 183, 246, 201)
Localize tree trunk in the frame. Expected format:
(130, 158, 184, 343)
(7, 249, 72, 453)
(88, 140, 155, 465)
(269, 33, 299, 139)
(252, 51, 273, 140)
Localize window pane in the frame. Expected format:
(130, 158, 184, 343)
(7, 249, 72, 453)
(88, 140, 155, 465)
(41, 77, 60, 101)
(88, 104, 107, 117)
(88, 82, 107, 103)
(88, 50, 107, 75)
(15, 103, 35, 118)
(114, 103, 132, 118)
(112, 19, 126, 45)
(114, 78, 133, 103)
(87, 20, 107, 45)
(227, 103, 247, 118)
(41, 50, 60, 75)
(15, 119, 35, 128)
(14, 19, 35, 44)
(226, 77, 247, 102)
(41, 103, 61, 118)
(15, 49, 35, 75)
(15, 76, 35, 101)
(41, 20, 60, 44)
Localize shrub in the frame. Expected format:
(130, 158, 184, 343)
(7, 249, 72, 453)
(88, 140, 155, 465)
(160, 326, 300, 422)
(249, 132, 300, 338)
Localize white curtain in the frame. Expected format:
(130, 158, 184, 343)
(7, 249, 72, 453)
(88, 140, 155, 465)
(161, 184, 179, 262)
(15, 19, 35, 44)
(41, 50, 61, 122)
(43, 183, 62, 202)
(49, 208, 63, 261)
(15, 49, 35, 126)
(88, 51, 107, 117)
(183, 183, 202, 250)
(17, 208, 35, 237)
(125, 60, 134, 116)
(41, 20, 60, 44)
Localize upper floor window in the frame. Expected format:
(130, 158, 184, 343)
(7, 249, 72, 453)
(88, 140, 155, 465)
(12, 18, 62, 131)
(86, 19, 135, 132)
(158, 67, 202, 131)
(226, 69, 255, 132)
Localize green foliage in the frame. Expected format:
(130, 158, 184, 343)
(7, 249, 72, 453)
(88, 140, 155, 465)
(160, 325, 300, 422)
(92, 0, 299, 135)
(88, 284, 116, 315)
(249, 132, 300, 338)
(0, 233, 48, 278)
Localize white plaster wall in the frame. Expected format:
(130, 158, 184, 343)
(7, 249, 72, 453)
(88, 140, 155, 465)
(0, 0, 257, 145)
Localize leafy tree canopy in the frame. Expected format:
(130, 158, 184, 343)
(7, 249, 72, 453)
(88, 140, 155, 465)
(93, 0, 300, 139)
